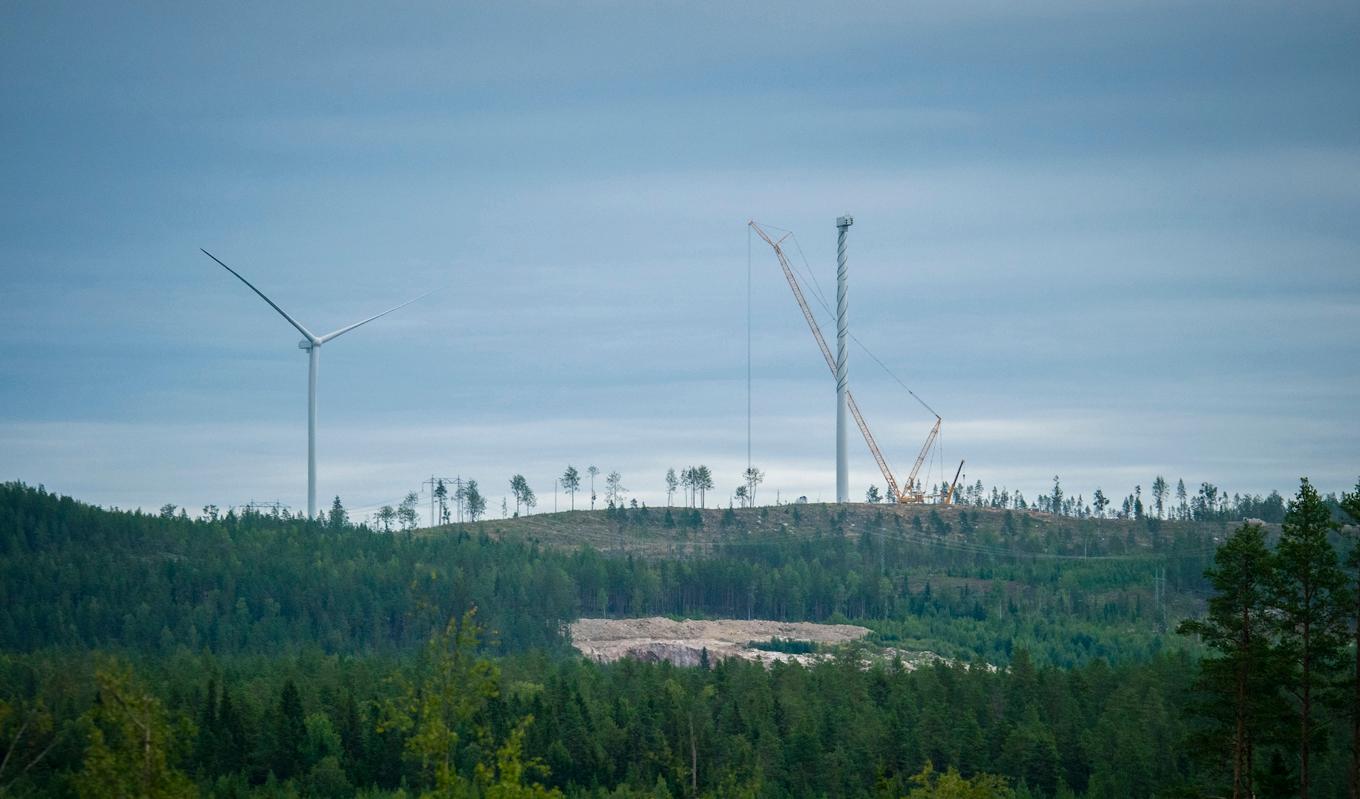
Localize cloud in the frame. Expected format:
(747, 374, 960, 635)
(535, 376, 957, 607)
(2, 1, 1357, 515)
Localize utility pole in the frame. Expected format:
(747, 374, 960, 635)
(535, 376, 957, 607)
(835, 215, 853, 503)
(423, 476, 457, 527)
(425, 475, 436, 529)
(1152, 565, 1168, 632)
(242, 499, 289, 517)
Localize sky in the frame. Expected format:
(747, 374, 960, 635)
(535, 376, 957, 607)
(2, 1, 1358, 522)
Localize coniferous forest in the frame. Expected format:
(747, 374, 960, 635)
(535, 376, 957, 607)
(1, 478, 1357, 798)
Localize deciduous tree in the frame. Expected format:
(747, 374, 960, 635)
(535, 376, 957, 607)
(398, 491, 421, 532)
(464, 480, 486, 522)
(743, 466, 764, 506)
(73, 659, 196, 799)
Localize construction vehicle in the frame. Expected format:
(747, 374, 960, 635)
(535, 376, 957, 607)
(750, 220, 947, 504)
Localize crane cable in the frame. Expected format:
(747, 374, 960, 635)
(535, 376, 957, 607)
(771, 226, 940, 419)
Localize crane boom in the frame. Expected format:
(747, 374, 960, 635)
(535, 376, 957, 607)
(750, 221, 905, 502)
(944, 459, 965, 504)
(905, 417, 942, 498)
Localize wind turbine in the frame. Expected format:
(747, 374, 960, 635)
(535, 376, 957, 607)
(200, 249, 430, 519)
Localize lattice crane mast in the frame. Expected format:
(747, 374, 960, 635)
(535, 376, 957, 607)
(750, 220, 942, 504)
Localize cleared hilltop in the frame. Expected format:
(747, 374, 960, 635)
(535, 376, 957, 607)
(449, 500, 1240, 560)
(1, 482, 1237, 666)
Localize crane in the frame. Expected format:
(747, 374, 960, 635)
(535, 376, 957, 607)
(944, 460, 965, 505)
(750, 220, 942, 504)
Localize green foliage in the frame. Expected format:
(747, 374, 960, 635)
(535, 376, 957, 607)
(464, 480, 487, 522)
(380, 610, 560, 798)
(1174, 479, 1356, 799)
(905, 762, 1013, 799)
(73, 658, 198, 798)
(1270, 478, 1350, 796)
(382, 611, 499, 793)
(0, 688, 56, 795)
(273, 680, 306, 780)
(1176, 522, 1287, 797)
(561, 467, 581, 511)
(0, 482, 1216, 667)
(8, 478, 1359, 798)
(747, 637, 816, 655)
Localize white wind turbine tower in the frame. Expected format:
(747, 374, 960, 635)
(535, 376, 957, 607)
(201, 249, 430, 519)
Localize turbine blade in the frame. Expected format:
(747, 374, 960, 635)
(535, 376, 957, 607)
(201, 249, 316, 342)
(316, 290, 434, 344)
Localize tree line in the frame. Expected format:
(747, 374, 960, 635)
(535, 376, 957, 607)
(1175, 478, 1360, 799)
(3, 478, 1357, 797)
(936, 474, 1349, 526)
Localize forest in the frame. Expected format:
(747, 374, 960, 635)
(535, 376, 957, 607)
(0, 478, 1357, 798)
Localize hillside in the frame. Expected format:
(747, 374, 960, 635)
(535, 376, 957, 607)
(1, 482, 1225, 666)
(458, 500, 1235, 560)
(3, 481, 1355, 798)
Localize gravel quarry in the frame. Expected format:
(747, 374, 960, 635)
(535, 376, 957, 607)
(568, 616, 946, 669)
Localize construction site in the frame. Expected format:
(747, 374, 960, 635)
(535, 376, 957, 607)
(748, 217, 963, 509)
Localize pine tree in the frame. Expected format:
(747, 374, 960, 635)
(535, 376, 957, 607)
(1271, 479, 1349, 799)
(1339, 479, 1360, 799)
(1177, 522, 1285, 798)
(561, 466, 580, 511)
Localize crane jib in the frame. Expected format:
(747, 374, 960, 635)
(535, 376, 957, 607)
(750, 220, 943, 504)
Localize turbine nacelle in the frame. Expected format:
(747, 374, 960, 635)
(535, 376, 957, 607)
(201, 248, 432, 517)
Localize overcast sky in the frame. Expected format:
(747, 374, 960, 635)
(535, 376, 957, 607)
(2, 1, 1357, 521)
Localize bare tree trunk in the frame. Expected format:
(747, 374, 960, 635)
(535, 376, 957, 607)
(1302, 617, 1312, 799)
(1352, 581, 1360, 799)
(690, 714, 698, 795)
(1234, 621, 1247, 799)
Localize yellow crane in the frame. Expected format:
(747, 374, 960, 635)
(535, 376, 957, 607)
(944, 460, 966, 505)
(750, 220, 943, 504)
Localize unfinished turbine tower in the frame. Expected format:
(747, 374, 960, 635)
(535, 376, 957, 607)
(750, 218, 954, 505)
(835, 215, 852, 503)
(200, 249, 430, 518)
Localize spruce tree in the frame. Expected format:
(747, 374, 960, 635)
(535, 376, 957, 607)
(194, 677, 218, 776)
(217, 687, 247, 776)
(1271, 478, 1349, 799)
(274, 679, 306, 780)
